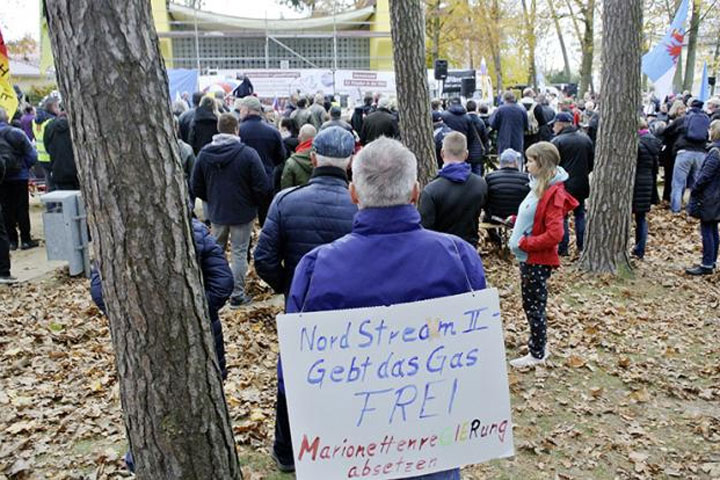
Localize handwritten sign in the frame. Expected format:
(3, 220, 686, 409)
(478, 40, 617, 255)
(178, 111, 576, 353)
(277, 288, 514, 479)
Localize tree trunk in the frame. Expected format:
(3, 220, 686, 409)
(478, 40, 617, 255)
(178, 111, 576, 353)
(490, 0, 504, 93)
(579, 0, 642, 274)
(682, 0, 701, 91)
(521, 0, 538, 89)
(672, 0, 684, 92)
(390, 0, 436, 186)
(44, 1, 242, 478)
(713, 29, 720, 96)
(578, 0, 595, 97)
(548, 0, 572, 80)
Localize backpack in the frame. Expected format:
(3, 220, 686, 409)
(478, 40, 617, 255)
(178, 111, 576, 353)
(685, 111, 710, 142)
(524, 102, 539, 135)
(0, 127, 23, 182)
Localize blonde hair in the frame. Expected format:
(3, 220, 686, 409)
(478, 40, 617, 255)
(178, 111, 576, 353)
(525, 142, 560, 197)
(441, 131, 467, 160)
(669, 100, 686, 118)
(710, 119, 720, 142)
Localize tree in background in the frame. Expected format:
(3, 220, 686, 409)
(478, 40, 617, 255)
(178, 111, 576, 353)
(580, 0, 643, 274)
(390, 0, 437, 186)
(44, 1, 242, 477)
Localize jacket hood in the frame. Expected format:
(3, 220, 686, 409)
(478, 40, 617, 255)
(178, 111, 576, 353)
(529, 166, 569, 189)
(194, 106, 218, 123)
(201, 136, 245, 167)
(438, 162, 471, 183)
(54, 116, 70, 133)
(292, 153, 313, 174)
(35, 108, 55, 124)
(448, 104, 467, 115)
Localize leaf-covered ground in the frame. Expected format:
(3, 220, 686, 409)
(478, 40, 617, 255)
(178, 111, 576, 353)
(1, 206, 719, 479)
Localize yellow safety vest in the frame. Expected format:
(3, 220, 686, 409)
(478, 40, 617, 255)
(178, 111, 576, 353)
(33, 119, 52, 164)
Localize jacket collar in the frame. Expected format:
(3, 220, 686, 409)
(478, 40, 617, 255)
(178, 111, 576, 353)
(353, 205, 421, 236)
(558, 125, 578, 135)
(296, 138, 313, 152)
(310, 166, 348, 183)
(242, 114, 263, 123)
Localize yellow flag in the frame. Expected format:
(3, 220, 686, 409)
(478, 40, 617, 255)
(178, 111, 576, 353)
(0, 27, 19, 117)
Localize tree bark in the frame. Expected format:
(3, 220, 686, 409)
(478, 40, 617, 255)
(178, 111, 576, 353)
(579, 0, 643, 274)
(682, 0, 701, 91)
(44, 1, 242, 478)
(521, 0, 538, 89)
(547, 0, 572, 80)
(578, 0, 596, 97)
(390, 0, 437, 186)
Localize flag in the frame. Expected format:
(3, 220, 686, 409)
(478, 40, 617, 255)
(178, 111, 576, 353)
(0, 27, 19, 117)
(642, 0, 690, 101)
(698, 61, 709, 102)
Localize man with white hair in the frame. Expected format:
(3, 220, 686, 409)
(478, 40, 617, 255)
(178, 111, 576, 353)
(280, 124, 317, 189)
(255, 126, 358, 472)
(707, 97, 720, 122)
(419, 131, 488, 246)
(359, 96, 399, 145)
(308, 93, 327, 130)
(277, 136, 487, 479)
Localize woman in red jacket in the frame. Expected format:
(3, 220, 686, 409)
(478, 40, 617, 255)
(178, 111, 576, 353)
(508, 142, 579, 368)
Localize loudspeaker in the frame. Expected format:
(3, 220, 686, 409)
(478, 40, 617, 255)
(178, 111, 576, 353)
(461, 77, 476, 97)
(708, 76, 716, 87)
(434, 59, 448, 80)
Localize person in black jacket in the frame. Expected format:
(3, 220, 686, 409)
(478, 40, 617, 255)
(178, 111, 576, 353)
(188, 96, 219, 155)
(632, 118, 661, 259)
(551, 112, 595, 256)
(359, 97, 399, 145)
(44, 113, 79, 190)
(419, 131, 488, 247)
(191, 113, 270, 308)
(178, 92, 203, 143)
(484, 148, 530, 223)
(708, 98, 720, 122)
(441, 98, 483, 176)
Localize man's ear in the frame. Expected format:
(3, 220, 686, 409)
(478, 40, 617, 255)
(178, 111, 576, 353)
(349, 182, 360, 205)
(410, 182, 420, 205)
(310, 151, 318, 168)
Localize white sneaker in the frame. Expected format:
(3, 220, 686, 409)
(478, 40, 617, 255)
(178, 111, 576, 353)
(509, 351, 549, 368)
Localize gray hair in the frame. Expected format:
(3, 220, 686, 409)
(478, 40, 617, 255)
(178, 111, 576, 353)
(378, 97, 391, 109)
(298, 124, 317, 143)
(503, 91, 516, 103)
(0, 107, 7, 123)
(499, 148, 521, 167)
(315, 153, 351, 170)
(352, 137, 416, 209)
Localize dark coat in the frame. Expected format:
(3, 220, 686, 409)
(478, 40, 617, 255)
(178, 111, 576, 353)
(484, 167, 531, 220)
(442, 104, 483, 164)
(552, 126, 595, 202)
(90, 219, 233, 379)
(191, 136, 270, 225)
(238, 115, 286, 177)
(689, 143, 720, 222)
(660, 117, 683, 168)
(254, 167, 357, 295)
(188, 106, 219, 155)
(0, 121, 37, 182)
(633, 133, 661, 213)
(664, 108, 709, 154)
(490, 102, 528, 154)
(359, 108, 399, 145)
(44, 116, 79, 189)
(418, 163, 488, 246)
(178, 107, 196, 143)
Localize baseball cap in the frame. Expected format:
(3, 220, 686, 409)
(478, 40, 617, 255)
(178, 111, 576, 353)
(313, 126, 355, 158)
(239, 95, 263, 111)
(551, 112, 574, 124)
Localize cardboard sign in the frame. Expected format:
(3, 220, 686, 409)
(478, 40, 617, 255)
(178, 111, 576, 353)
(277, 288, 514, 480)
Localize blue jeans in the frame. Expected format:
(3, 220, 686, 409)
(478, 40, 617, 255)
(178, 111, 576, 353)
(671, 150, 705, 212)
(701, 221, 719, 268)
(633, 212, 648, 258)
(212, 221, 253, 300)
(559, 200, 585, 255)
(470, 163, 484, 177)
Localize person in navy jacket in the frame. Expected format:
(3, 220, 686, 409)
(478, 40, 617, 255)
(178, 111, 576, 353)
(274, 137, 487, 479)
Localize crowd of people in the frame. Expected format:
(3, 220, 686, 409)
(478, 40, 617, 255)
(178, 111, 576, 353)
(2, 80, 719, 476)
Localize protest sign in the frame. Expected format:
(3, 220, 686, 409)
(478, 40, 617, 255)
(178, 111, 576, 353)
(277, 288, 514, 480)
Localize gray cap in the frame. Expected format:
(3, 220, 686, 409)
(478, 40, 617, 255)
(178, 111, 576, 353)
(239, 95, 263, 112)
(499, 148, 521, 166)
(313, 126, 355, 158)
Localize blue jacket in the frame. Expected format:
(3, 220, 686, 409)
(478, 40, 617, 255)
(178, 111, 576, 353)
(254, 166, 357, 295)
(689, 142, 720, 222)
(238, 115, 286, 177)
(0, 121, 37, 182)
(191, 135, 270, 225)
(280, 205, 483, 480)
(441, 104, 482, 164)
(490, 103, 528, 154)
(90, 219, 233, 378)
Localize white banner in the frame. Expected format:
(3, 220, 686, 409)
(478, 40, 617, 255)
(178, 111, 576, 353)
(277, 288, 514, 480)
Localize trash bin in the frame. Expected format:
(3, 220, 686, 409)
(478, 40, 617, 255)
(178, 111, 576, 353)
(40, 190, 91, 277)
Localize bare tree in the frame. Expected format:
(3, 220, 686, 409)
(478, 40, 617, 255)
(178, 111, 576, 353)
(44, 1, 242, 477)
(521, 0, 539, 89)
(547, 0, 573, 80)
(580, 0, 643, 274)
(390, 0, 437, 186)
